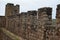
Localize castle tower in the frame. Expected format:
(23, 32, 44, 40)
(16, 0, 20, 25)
(5, 3, 20, 17)
(5, 3, 20, 27)
(5, 3, 14, 17)
(56, 4, 60, 40)
(38, 7, 52, 40)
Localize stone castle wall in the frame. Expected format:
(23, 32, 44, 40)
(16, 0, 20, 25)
(0, 3, 60, 40)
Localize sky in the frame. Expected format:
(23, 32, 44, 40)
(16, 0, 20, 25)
(0, 0, 60, 19)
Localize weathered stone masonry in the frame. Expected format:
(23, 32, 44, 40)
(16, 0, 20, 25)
(0, 3, 60, 40)
(56, 4, 60, 40)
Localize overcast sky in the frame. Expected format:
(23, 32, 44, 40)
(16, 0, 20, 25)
(0, 0, 60, 19)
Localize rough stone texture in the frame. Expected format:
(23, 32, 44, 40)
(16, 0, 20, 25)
(56, 4, 60, 40)
(38, 7, 55, 40)
(0, 16, 6, 27)
(5, 3, 20, 35)
(0, 3, 58, 40)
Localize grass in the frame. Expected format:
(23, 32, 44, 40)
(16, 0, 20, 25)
(1, 28, 23, 40)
